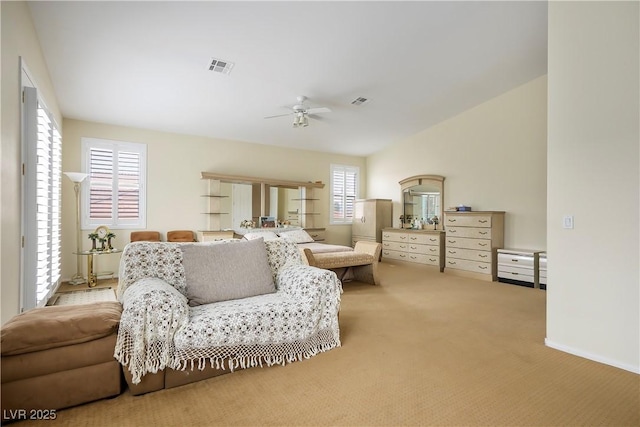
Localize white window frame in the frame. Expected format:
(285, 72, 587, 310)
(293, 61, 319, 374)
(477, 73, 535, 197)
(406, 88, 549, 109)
(21, 61, 62, 310)
(330, 164, 359, 225)
(81, 137, 147, 230)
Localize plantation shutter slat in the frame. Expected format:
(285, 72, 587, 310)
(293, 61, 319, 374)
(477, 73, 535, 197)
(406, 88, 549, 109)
(83, 138, 146, 229)
(22, 86, 62, 309)
(330, 165, 359, 224)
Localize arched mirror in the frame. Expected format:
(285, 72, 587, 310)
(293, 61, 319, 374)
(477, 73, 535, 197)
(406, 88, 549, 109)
(399, 175, 445, 230)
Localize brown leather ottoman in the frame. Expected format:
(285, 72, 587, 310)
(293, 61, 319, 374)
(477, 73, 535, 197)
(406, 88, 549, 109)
(1, 301, 123, 420)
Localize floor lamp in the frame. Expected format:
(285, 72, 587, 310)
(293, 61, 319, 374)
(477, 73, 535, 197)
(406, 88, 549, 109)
(64, 172, 88, 285)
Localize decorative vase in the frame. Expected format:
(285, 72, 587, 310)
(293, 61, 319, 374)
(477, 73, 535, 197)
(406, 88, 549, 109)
(91, 239, 96, 251)
(107, 237, 112, 250)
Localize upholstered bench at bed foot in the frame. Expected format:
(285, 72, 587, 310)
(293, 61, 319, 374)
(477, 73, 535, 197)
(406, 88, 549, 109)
(303, 241, 382, 285)
(1, 301, 123, 418)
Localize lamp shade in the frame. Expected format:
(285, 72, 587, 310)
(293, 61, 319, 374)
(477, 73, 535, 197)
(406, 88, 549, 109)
(64, 172, 88, 183)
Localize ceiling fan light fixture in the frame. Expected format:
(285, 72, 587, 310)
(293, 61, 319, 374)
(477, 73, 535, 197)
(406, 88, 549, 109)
(293, 111, 308, 128)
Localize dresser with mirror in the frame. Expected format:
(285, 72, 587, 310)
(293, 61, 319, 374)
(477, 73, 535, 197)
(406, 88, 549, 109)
(382, 175, 446, 271)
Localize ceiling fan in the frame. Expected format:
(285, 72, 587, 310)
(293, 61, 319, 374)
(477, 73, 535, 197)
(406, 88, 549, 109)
(264, 96, 331, 128)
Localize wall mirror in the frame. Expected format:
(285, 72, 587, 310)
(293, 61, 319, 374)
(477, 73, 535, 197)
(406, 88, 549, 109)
(399, 175, 445, 230)
(201, 172, 324, 230)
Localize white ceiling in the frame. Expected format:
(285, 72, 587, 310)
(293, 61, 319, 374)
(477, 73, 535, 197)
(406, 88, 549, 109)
(28, 1, 548, 157)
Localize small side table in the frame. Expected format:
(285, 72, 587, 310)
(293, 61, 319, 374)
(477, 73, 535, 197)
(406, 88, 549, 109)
(497, 248, 545, 289)
(74, 249, 122, 287)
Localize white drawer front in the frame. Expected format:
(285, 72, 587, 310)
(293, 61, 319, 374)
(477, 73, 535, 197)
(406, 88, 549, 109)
(406, 233, 440, 246)
(382, 241, 406, 252)
(445, 237, 491, 251)
(409, 243, 440, 256)
(445, 258, 491, 274)
(539, 257, 547, 271)
(406, 253, 439, 265)
(445, 214, 492, 228)
(446, 247, 492, 263)
(382, 231, 409, 243)
(446, 226, 492, 239)
(382, 249, 404, 261)
(498, 253, 535, 268)
(498, 268, 534, 283)
(382, 249, 440, 265)
(383, 249, 438, 266)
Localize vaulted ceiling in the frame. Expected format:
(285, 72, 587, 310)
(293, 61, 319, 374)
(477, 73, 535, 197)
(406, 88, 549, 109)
(28, 1, 548, 156)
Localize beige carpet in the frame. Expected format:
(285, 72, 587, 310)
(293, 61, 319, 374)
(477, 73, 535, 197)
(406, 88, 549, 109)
(18, 261, 639, 426)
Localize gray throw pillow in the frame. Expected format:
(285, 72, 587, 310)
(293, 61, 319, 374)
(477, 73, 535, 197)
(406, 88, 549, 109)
(181, 238, 276, 306)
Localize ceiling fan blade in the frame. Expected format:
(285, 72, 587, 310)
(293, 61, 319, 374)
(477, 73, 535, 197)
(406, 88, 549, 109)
(306, 107, 331, 115)
(308, 113, 328, 122)
(264, 112, 293, 119)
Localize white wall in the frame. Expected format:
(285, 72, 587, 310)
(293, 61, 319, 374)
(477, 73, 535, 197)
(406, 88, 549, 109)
(61, 119, 367, 280)
(546, 1, 639, 373)
(367, 76, 547, 251)
(1, 1, 62, 324)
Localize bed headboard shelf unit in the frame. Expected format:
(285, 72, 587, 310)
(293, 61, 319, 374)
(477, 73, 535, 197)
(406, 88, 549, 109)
(201, 172, 325, 230)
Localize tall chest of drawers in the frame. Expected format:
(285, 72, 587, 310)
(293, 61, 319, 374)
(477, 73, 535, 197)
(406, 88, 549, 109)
(443, 211, 505, 281)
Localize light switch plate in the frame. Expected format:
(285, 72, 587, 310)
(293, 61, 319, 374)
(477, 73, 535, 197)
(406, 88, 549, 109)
(563, 215, 574, 229)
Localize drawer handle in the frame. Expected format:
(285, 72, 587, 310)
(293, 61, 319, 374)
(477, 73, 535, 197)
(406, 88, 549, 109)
(449, 229, 457, 233)
(410, 245, 417, 249)
(430, 238, 436, 242)
(478, 220, 488, 223)
(410, 237, 417, 240)
(478, 266, 488, 270)
(511, 259, 518, 262)
(400, 236, 407, 240)
(448, 219, 456, 222)
(448, 250, 457, 254)
(429, 258, 437, 262)
(448, 240, 456, 243)
(478, 231, 488, 235)
(430, 248, 436, 252)
(448, 261, 456, 265)
(399, 254, 406, 258)
(400, 245, 406, 249)
(478, 243, 487, 247)
(383, 243, 390, 247)
(410, 256, 417, 259)
(512, 272, 519, 275)
(478, 254, 487, 258)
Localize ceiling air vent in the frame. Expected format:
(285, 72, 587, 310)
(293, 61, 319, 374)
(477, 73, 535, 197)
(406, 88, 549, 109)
(207, 58, 234, 75)
(351, 97, 369, 106)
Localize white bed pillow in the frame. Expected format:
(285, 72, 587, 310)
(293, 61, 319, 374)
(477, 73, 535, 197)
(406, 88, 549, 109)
(244, 231, 279, 241)
(278, 229, 315, 244)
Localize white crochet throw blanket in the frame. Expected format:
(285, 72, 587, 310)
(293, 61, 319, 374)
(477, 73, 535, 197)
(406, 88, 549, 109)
(114, 240, 342, 384)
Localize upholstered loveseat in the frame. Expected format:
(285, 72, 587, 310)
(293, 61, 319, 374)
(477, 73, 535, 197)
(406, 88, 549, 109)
(115, 238, 342, 395)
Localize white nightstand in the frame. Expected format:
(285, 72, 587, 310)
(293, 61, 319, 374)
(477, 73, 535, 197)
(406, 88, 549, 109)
(497, 248, 545, 289)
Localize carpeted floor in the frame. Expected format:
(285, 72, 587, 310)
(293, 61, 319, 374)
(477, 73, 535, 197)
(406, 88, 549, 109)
(18, 261, 640, 426)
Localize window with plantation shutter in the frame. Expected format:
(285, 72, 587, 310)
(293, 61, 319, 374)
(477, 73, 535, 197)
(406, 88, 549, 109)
(22, 86, 62, 310)
(81, 138, 146, 229)
(330, 164, 359, 225)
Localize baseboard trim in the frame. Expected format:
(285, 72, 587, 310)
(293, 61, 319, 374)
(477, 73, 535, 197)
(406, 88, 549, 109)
(545, 338, 640, 374)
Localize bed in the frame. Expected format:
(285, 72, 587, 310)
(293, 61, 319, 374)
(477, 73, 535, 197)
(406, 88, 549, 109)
(240, 228, 354, 254)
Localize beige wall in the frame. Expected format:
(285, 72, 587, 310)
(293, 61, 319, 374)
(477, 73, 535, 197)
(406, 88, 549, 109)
(1, 2, 62, 324)
(367, 76, 548, 251)
(61, 119, 366, 281)
(546, 1, 639, 373)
